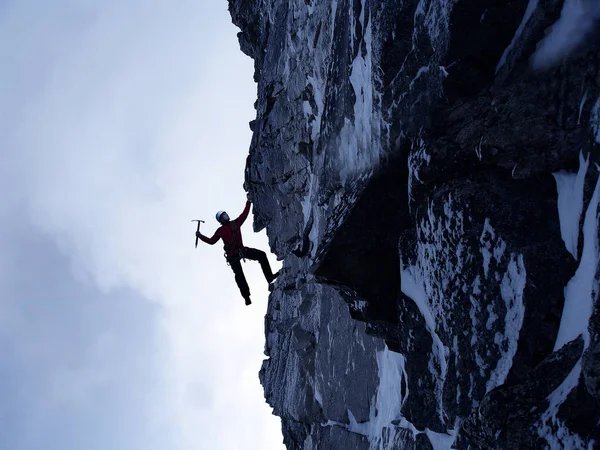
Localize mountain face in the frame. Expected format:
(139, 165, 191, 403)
(228, 0, 600, 448)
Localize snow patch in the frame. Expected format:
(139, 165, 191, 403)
(330, 0, 338, 41)
(307, 76, 325, 141)
(414, 0, 454, 52)
(302, 100, 312, 116)
(424, 428, 459, 450)
(486, 304, 498, 330)
(493, 239, 507, 263)
(350, 346, 457, 449)
(370, 350, 408, 442)
(553, 151, 589, 259)
(314, 385, 323, 408)
(347, 348, 408, 448)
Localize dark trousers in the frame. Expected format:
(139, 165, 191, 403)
(228, 247, 275, 300)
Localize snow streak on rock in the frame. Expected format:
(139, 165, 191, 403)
(350, 347, 457, 450)
(486, 254, 526, 393)
(401, 265, 448, 422)
(342, 0, 379, 182)
(578, 90, 589, 126)
(553, 152, 590, 259)
(537, 361, 587, 449)
(554, 173, 600, 351)
(407, 138, 429, 206)
(591, 98, 600, 144)
(348, 348, 407, 449)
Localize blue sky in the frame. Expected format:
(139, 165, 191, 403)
(0, 1, 283, 449)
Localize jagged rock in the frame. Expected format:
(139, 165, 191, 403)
(260, 283, 382, 428)
(308, 425, 371, 450)
(462, 337, 589, 448)
(583, 338, 600, 402)
(228, 0, 600, 448)
(583, 273, 600, 403)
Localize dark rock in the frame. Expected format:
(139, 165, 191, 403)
(462, 337, 585, 448)
(314, 425, 371, 450)
(314, 151, 411, 323)
(583, 338, 600, 402)
(583, 249, 600, 403)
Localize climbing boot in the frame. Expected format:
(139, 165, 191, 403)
(268, 271, 280, 283)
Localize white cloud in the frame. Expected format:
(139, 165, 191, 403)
(0, 0, 283, 449)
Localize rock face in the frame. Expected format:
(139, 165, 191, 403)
(228, 0, 600, 448)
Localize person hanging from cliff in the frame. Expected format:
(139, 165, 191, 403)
(196, 199, 279, 306)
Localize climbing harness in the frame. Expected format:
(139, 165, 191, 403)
(226, 247, 247, 265)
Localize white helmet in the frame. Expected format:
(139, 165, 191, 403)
(216, 211, 228, 223)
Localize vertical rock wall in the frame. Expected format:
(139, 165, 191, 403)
(229, 0, 600, 448)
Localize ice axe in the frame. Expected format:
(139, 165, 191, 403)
(191, 220, 205, 248)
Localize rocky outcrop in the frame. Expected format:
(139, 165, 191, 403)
(229, 0, 600, 448)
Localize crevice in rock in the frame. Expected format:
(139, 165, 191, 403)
(313, 149, 411, 324)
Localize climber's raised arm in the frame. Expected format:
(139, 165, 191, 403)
(235, 200, 252, 226)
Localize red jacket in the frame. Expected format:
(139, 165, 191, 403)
(199, 201, 251, 256)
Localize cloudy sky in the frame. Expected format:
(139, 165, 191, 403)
(0, 1, 283, 449)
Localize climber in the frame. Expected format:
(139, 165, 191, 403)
(196, 199, 279, 306)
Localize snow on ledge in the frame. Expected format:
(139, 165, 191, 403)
(346, 346, 457, 449)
